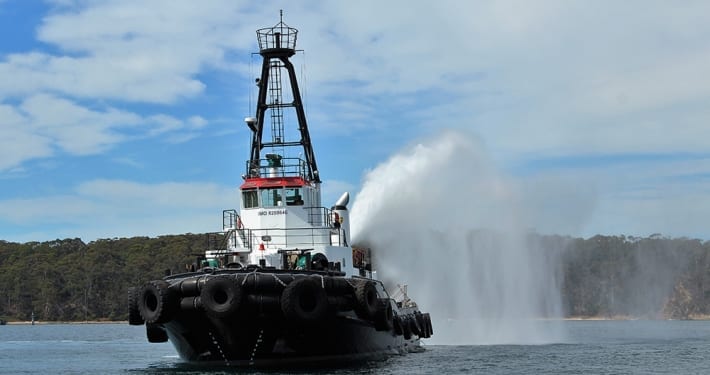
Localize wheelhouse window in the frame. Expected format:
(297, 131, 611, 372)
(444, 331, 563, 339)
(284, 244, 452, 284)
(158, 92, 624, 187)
(260, 188, 283, 207)
(285, 188, 304, 206)
(242, 189, 258, 208)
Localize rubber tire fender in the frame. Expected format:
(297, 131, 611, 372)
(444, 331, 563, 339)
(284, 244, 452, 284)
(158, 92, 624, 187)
(374, 299, 394, 331)
(409, 314, 422, 336)
(402, 316, 413, 340)
(423, 312, 433, 337)
(281, 277, 329, 323)
(415, 312, 427, 337)
(393, 315, 404, 336)
(354, 281, 379, 320)
(200, 275, 243, 318)
(128, 286, 144, 326)
(138, 280, 177, 324)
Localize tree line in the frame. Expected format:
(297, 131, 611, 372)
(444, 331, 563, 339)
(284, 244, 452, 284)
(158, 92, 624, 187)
(0, 233, 708, 321)
(0, 235, 204, 321)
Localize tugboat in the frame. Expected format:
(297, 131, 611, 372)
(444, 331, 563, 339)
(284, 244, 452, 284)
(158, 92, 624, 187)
(128, 15, 433, 367)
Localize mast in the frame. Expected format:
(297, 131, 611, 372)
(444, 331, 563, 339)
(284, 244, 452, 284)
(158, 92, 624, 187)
(247, 12, 320, 183)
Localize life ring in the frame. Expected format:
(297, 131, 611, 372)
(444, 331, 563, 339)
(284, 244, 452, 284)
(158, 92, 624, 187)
(128, 286, 144, 326)
(146, 323, 168, 343)
(138, 280, 177, 324)
(374, 299, 394, 331)
(200, 275, 243, 318)
(354, 281, 378, 320)
(281, 277, 329, 323)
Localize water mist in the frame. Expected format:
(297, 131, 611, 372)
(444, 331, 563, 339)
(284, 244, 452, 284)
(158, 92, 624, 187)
(351, 131, 566, 345)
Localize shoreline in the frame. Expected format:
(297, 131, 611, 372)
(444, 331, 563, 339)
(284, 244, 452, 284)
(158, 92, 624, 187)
(5, 320, 128, 325)
(4, 316, 710, 324)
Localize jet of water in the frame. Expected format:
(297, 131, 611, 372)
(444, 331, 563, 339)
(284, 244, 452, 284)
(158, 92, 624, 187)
(351, 130, 566, 345)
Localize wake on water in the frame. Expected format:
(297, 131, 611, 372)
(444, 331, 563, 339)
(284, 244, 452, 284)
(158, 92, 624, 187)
(350, 130, 566, 345)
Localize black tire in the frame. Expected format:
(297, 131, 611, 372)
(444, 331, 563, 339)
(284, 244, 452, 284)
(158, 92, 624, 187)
(146, 323, 168, 343)
(402, 316, 412, 340)
(415, 312, 426, 337)
(423, 312, 433, 337)
(393, 315, 404, 336)
(354, 281, 378, 320)
(325, 277, 352, 296)
(410, 314, 422, 336)
(138, 280, 177, 324)
(200, 275, 243, 318)
(374, 299, 394, 331)
(281, 277, 329, 323)
(311, 253, 329, 271)
(128, 287, 144, 326)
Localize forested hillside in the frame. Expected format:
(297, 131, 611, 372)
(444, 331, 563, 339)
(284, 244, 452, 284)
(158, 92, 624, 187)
(1, 233, 708, 321)
(0, 235, 204, 321)
(560, 234, 710, 319)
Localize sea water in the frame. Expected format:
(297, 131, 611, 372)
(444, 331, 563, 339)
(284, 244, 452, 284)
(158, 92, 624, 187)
(1, 321, 710, 374)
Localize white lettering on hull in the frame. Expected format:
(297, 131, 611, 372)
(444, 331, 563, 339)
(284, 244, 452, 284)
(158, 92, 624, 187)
(258, 209, 288, 216)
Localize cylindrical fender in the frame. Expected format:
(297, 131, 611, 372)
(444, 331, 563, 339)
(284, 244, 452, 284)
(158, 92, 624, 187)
(178, 277, 205, 297)
(179, 296, 203, 311)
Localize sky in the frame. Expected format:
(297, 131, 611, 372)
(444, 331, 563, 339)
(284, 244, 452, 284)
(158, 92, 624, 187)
(1, 0, 710, 243)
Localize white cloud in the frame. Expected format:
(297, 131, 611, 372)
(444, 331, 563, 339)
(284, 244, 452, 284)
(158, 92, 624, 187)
(20, 93, 138, 154)
(5, 0, 707, 163)
(0, 94, 211, 171)
(0, 1, 257, 104)
(2, 1, 710, 241)
(0, 104, 53, 170)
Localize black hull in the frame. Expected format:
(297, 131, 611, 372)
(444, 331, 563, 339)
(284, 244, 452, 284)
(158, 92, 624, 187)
(163, 312, 419, 366)
(129, 270, 432, 367)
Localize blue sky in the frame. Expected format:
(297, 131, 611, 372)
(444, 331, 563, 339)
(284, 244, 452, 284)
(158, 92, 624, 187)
(1, 0, 710, 243)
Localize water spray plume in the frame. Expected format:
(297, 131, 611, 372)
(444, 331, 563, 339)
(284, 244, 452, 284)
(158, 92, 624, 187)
(351, 130, 566, 345)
